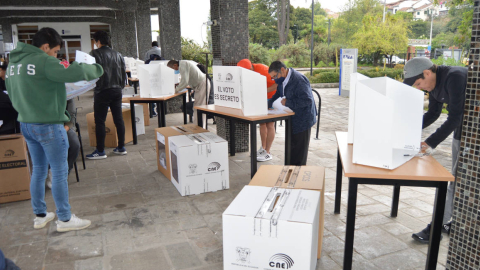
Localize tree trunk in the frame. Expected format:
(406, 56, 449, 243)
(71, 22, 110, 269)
(286, 0, 290, 44)
(277, 0, 287, 46)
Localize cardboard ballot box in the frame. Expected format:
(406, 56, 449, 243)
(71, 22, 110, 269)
(122, 103, 145, 135)
(127, 58, 144, 79)
(138, 64, 175, 98)
(121, 97, 150, 126)
(169, 132, 229, 196)
(223, 185, 320, 270)
(155, 124, 208, 180)
(249, 165, 325, 258)
(213, 66, 268, 116)
(86, 108, 133, 148)
(347, 72, 369, 144)
(0, 135, 31, 204)
(352, 77, 424, 169)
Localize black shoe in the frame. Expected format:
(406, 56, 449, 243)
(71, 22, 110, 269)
(412, 223, 443, 244)
(442, 221, 451, 234)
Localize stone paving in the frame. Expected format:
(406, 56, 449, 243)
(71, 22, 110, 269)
(0, 88, 453, 270)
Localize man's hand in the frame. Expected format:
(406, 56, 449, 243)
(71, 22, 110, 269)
(64, 125, 70, 132)
(281, 98, 287, 106)
(420, 141, 430, 153)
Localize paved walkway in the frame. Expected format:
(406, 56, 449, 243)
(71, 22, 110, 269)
(0, 88, 453, 270)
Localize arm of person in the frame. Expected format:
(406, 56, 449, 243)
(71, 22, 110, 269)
(44, 57, 104, 83)
(285, 77, 313, 110)
(175, 64, 189, 92)
(425, 77, 465, 148)
(422, 93, 442, 129)
(64, 99, 76, 130)
(267, 83, 278, 93)
(268, 85, 283, 108)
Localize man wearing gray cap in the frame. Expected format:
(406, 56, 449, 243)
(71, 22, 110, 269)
(403, 57, 467, 243)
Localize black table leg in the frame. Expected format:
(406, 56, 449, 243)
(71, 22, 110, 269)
(149, 103, 153, 118)
(284, 117, 292, 165)
(335, 149, 342, 214)
(160, 101, 166, 127)
(343, 178, 359, 270)
(391, 184, 401, 217)
(130, 100, 138, 145)
(197, 110, 203, 128)
(74, 162, 79, 182)
(250, 122, 257, 178)
(133, 82, 138, 94)
(229, 119, 236, 157)
(157, 102, 162, 127)
(183, 93, 187, 124)
(425, 182, 448, 270)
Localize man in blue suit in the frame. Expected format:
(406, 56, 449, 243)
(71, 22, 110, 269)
(268, 61, 317, 165)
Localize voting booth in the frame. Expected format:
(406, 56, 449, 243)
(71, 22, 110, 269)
(347, 73, 369, 144)
(126, 58, 143, 78)
(223, 185, 320, 270)
(150, 60, 180, 84)
(137, 64, 175, 98)
(213, 66, 268, 116)
(351, 77, 424, 169)
(169, 132, 229, 196)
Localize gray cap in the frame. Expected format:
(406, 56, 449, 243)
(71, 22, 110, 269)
(403, 57, 434, 86)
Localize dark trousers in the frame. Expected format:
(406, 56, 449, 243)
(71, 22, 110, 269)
(67, 129, 80, 173)
(290, 128, 312, 166)
(94, 89, 125, 152)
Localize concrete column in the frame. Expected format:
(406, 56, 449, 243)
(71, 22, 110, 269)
(123, 10, 138, 58)
(136, 0, 152, 61)
(1, 23, 13, 43)
(158, 0, 181, 60)
(110, 12, 127, 57)
(210, 0, 249, 66)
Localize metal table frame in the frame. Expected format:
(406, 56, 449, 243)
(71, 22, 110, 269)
(196, 109, 293, 178)
(335, 149, 448, 270)
(129, 92, 188, 145)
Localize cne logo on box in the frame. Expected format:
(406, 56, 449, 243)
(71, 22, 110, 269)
(4, 150, 15, 157)
(269, 253, 294, 269)
(208, 162, 221, 172)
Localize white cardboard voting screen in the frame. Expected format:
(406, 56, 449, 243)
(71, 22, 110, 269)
(352, 77, 424, 170)
(213, 66, 268, 116)
(137, 64, 175, 98)
(347, 73, 369, 144)
(150, 61, 180, 84)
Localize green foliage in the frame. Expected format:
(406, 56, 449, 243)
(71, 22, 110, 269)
(248, 43, 271, 65)
(394, 64, 404, 70)
(248, 0, 279, 48)
(358, 68, 404, 80)
(312, 68, 336, 75)
(312, 43, 342, 66)
(431, 56, 466, 67)
(408, 20, 429, 39)
(272, 42, 310, 67)
(306, 71, 340, 83)
(181, 37, 209, 65)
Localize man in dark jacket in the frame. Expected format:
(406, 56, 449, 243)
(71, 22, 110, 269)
(403, 57, 467, 243)
(0, 62, 19, 135)
(86, 31, 128, 159)
(268, 61, 317, 165)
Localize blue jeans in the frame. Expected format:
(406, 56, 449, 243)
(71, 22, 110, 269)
(21, 123, 71, 221)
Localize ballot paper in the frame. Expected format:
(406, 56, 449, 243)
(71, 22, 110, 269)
(65, 51, 98, 99)
(75, 50, 95, 65)
(267, 97, 293, 115)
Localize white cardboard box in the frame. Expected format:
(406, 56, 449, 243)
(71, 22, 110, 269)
(213, 66, 268, 116)
(121, 103, 145, 135)
(347, 72, 369, 144)
(223, 185, 320, 270)
(352, 77, 424, 169)
(169, 132, 229, 196)
(149, 60, 180, 84)
(128, 59, 144, 78)
(137, 64, 175, 98)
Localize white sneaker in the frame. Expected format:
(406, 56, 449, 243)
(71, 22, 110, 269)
(34, 212, 55, 229)
(45, 170, 52, 189)
(257, 147, 266, 157)
(257, 152, 273, 162)
(56, 214, 91, 232)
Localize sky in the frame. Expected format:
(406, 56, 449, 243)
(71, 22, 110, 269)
(150, 0, 395, 44)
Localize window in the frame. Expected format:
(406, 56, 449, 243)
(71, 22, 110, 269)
(417, 12, 420, 15)
(424, 10, 428, 14)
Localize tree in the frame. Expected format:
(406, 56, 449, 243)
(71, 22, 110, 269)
(277, 0, 291, 46)
(351, 13, 409, 65)
(248, 0, 279, 48)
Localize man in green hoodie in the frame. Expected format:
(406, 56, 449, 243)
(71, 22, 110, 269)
(6, 28, 104, 232)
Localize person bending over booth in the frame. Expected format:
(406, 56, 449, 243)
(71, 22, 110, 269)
(6, 27, 103, 232)
(237, 59, 279, 162)
(167, 60, 209, 126)
(403, 57, 467, 243)
(268, 61, 316, 165)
